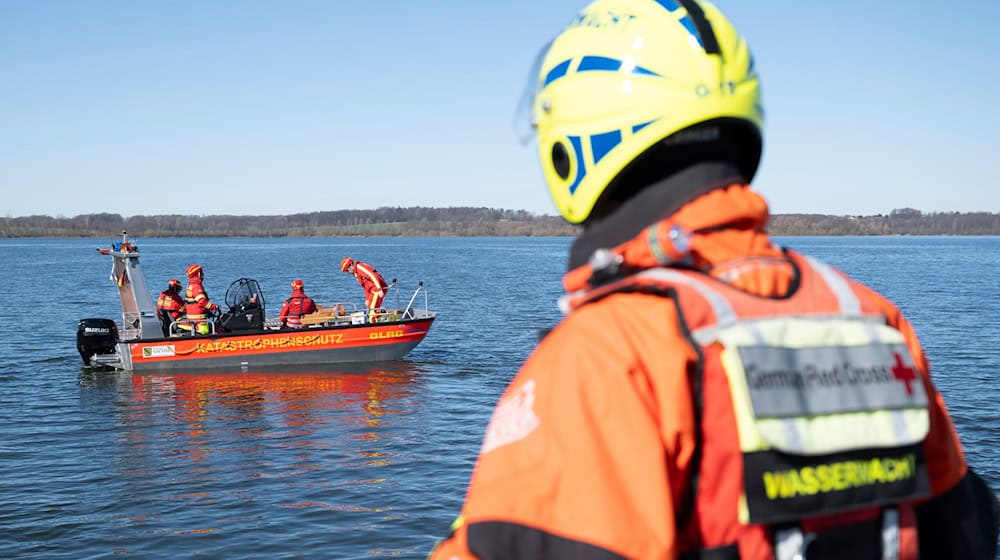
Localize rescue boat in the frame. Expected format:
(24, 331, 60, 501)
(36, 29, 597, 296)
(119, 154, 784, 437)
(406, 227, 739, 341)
(76, 233, 436, 372)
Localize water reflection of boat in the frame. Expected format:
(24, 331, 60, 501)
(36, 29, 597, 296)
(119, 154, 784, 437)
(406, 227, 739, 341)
(76, 233, 436, 372)
(131, 364, 420, 423)
(123, 364, 424, 465)
(82, 363, 427, 529)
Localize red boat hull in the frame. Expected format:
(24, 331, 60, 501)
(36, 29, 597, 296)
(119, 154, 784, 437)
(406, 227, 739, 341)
(117, 317, 435, 372)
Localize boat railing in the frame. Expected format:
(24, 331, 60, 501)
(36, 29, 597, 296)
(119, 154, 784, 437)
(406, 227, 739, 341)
(119, 311, 143, 341)
(155, 309, 219, 338)
(141, 284, 434, 333)
(297, 302, 365, 328)
(400, 282, 429, 320)
(294, 282, 432, 327)
(166, 319, 218, 337)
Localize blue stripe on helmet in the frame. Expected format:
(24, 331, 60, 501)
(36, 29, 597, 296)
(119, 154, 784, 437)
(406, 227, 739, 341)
(677, 15, 705, 48)
(578, 56, 621, 72)
(579, 57, 661, 77)
(543, 59, 572, 87)
(590, 130, 622, 164)
(653, 0, 682, 10)
(567, 136, 586, 195)
(632, 119, 657, 134)
(545, 58, 663, 88)
(651, 0, 707, 49)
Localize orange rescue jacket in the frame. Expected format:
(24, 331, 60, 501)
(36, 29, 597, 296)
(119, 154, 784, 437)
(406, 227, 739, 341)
(184, 278, 217, 321)
(157, 289, 185, 320)
(431, 185, 988, 560)
(353, 261, 387, 295)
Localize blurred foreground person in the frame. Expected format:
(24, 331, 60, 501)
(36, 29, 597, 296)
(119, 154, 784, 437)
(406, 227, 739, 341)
(279, 279, 317, 328)
(430, 1, 998, 558)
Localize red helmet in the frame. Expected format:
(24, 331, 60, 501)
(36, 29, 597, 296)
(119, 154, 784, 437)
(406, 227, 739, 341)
(168, 279, 182, 291)
(339, 257, 353, 272)
(291, 279, 304, 291)
(186, 264, 203, 278)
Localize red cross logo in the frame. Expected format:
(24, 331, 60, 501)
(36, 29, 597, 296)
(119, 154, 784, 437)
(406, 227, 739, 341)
(891, 353, 918, 395)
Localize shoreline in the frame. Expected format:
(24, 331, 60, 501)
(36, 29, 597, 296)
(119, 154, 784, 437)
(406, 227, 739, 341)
(3, 207, 1000, 237)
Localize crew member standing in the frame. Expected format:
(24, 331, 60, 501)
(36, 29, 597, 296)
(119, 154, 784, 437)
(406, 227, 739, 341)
(279, 279, 317, 329)
(183, 263, 219, 335)
(340, 257, 388, 321)
(431, 1, 998, 558)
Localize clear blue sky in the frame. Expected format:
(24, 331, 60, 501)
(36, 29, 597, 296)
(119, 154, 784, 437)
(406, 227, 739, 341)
(2, 1, 998, 218)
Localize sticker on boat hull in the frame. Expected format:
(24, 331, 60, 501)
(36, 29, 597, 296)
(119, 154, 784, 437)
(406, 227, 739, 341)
(142, 345, 176, 358)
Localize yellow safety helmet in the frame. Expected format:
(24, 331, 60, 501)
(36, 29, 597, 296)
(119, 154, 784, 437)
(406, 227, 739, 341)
(519, 0, 763, 224)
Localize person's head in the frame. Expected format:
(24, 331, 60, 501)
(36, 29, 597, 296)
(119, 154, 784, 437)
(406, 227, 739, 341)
(291, 279, 305, 292)
(186, 264, 203, 280)
(520, 0, 762, 225)
(339, 257, 354, 274)
(168, 279, 182, 293)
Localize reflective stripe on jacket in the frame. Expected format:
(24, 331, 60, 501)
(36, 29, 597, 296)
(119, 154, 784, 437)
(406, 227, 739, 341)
(157, 290, 184, 320)
(354, 261, 387, 296)
(184, 279, 216, 321)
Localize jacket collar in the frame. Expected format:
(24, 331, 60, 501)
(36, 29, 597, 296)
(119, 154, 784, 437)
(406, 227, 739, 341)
(568, 161, 745, 271)
(563, 170, 782, 294)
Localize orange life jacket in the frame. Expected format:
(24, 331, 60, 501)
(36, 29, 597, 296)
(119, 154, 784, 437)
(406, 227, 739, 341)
(280, 292, 317, 328)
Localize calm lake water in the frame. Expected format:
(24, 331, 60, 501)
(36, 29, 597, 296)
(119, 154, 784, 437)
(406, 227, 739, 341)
(0, 236, 997, 558)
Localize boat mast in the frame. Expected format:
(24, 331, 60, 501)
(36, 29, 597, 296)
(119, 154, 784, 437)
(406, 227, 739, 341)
(102, 231, 162, 340)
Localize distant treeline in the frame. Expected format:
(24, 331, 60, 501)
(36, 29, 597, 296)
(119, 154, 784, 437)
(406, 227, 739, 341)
(0, 207, 577, 237)
(2, 206, 999, 238)
(768, 207, 1000, 236)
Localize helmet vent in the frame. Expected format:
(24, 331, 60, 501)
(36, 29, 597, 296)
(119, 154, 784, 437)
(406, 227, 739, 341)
(552, 142, 571, 180)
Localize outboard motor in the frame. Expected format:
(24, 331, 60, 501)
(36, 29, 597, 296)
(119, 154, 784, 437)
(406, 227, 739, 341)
(76, 318, 119, 365)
